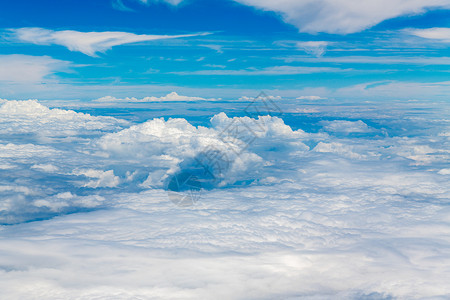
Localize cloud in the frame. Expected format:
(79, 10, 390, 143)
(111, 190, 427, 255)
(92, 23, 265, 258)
(173, 66, 349, 75)
(408, 27, 450, 42)
(1, 98, 450, 298)
(137, 0, 184, 5)
(0, 54, 71, 82)
(281, 55, 450, 65)
(96, 112, 308, 188)
(232, 0, 450, 34)
(296, 41, 328, 57)
(73, 169, 120, 188)
(93, 92, 212, 102)
(296, 96, 326, 101)
(321, 120, 372, 133)
(10, 27, 208, 57)
(0, 99, 127, 137)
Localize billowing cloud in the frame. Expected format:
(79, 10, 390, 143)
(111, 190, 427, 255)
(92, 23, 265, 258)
(1, 98, 450, 298)
(232, 0, 450, 34)
(10, 27, 208, 56)
(0, 99, 127, 137)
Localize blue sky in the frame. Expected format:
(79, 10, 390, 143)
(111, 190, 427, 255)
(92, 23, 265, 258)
(0, 0, 450, 100)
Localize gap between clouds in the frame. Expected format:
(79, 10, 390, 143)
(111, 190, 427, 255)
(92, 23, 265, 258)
(8, 27, 210, 57)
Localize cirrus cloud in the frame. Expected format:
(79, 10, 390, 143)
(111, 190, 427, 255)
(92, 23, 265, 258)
(9, 27, 209, 57)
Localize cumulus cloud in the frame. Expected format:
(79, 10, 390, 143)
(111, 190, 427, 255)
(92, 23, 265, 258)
(73, 169, 120, 188)
(93, 92, 211, 102)
(0, 54, 71, 82)
(96, 112, 308, 187)
(0, 99, 127, 137)
(10, 27, 208, 56)
(232, 0, 450, 34)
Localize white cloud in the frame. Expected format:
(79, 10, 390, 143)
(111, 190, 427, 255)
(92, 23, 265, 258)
(232, 0, 450, 34)
(0, 54, 71, 82)
(1, 99, 450, 298)
(281, 55, 450, 65)
(138, 0, 184, 5)
(0, 99, 127, 137)
(313, 142, 366, 159)
(93, 92, 211, 102)
(321, 120, 372, 133)
(73, 169, 120, 188)
(296, 95, 326, 101)
(173, 66, 349, 75)
(10, 27, 208, 57)
(296, 41, 328, 57)
(408, 27, 450, 42)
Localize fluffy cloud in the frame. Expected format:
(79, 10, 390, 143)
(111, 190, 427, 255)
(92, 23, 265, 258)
(1, 99, 450, 298)
(0, 54, 71, 82)
(10, 27, 207, 56)
(93, 92, 210, 102)
(321, 120, 372, 133)
(232, 0, 450, 34)
(97, 112, 308, 187)
(73, 169, 120, 188)
(0, 99, 127, 137)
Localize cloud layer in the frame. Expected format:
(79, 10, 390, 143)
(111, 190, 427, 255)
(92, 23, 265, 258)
(0, 98, 449, 298)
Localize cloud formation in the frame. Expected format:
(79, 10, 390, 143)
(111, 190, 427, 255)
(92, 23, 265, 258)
(93, 92, 210, 102)
(408, 27, 450, 42)
(116, 0, 450, 34)
(233, 0, 450, 34)
(0, 98, 449, 298)
(0, 55, 71, 82)
(10, 27, 207, 56)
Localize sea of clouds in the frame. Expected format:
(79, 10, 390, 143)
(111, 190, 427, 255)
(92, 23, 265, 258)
(0, 97, 449, 299)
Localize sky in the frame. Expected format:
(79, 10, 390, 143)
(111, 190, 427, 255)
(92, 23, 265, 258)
(1, 1, 450, 299)
(0, 0, 450, 101)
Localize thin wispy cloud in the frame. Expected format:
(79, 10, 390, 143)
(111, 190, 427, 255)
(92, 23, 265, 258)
(9, 27, 209, 57)
(173, 66, 349, 75)
(280, 55, 450, 65)
(296, 41, 328, 57)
